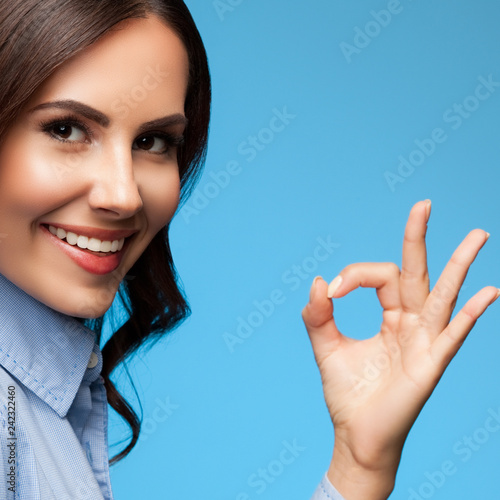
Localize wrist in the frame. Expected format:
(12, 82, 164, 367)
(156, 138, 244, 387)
(327, 436, 400, 500)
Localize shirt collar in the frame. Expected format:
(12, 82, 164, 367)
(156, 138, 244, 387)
(0, 273, 100, 417)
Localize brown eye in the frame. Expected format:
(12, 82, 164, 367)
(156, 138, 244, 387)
(53, 124, 73, 139)
(133, 134, 169, 154)
(43, 121, 87, 142)
(136, 136, 155, 150)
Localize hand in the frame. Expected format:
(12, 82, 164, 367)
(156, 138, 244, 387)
(302, 200, 498, 500)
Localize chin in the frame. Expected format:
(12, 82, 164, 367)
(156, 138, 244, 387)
(35, 282, 119, 320)
(69, 290, 118, 319)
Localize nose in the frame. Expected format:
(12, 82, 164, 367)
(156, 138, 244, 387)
(87, 144, 143, 218)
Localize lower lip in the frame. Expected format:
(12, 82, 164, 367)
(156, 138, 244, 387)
(41, 225, 129, 275)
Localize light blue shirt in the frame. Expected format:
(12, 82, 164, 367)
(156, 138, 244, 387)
(0, 273, 113, 499)
(0, 273, 344, 499)
(311, 474, 346, 499)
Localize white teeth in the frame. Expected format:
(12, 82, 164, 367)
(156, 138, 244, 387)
(87, 238, 102, 252)
(66, 232, 78, 245)
(101, 241, 112, 253)
(77, 235, 89, 249)
(48, 225, 126, 253)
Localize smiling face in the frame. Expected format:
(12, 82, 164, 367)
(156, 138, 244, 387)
(0, 16, 189, 318)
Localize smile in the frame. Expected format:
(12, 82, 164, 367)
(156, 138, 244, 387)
(48, 225, 125, 253)
(40, 223, 137, 275)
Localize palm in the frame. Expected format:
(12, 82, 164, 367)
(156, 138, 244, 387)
(302, 200, 497, 473)
(318, 327, 438, 468)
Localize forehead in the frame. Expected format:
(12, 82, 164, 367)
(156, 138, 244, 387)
(27, 16, 189, 117)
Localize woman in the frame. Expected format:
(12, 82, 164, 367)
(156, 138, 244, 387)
(0, 1, 496, 499)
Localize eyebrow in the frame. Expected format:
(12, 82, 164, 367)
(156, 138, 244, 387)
(28, 99, 188, 132)
(137, 115, 188, 135)
(29, 100, 110, 127)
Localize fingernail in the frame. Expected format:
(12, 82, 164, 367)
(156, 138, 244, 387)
(486, 232, 491, 240)
(424, 199, 432, 221)
(327, 275, 342, 299)
(310, 276, 322, 302)
(496, 288, 500, 299)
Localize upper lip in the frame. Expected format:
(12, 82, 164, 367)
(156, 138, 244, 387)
(42, 223, 139, 241)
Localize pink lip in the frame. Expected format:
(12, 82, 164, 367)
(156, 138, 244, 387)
(40, 224, 134, 275)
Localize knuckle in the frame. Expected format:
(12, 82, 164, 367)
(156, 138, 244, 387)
(341, 263, 357, 276)
(385, 262, 401, 278)
(460, 306, 477, 321)
(449, 253, 468, 268)
(400, 266, 429, 282)
(403, 232, 418, 245)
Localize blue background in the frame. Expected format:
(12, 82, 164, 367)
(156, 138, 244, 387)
(108, 1, 500, 498)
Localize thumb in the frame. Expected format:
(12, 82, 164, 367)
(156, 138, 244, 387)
(302, 276, 343, 359)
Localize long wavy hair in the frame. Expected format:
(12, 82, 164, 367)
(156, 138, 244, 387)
(0, 0, 210, 464)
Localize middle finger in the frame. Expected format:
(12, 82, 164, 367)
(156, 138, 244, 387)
(400, 200, 431, 314)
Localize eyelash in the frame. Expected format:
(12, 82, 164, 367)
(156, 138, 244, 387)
(40, 115, 93, 144)
(39, 116, 185, 156)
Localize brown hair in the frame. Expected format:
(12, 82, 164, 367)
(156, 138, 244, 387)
(0, 0, 210, 463)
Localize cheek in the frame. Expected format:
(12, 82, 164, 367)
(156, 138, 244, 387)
(140, 167, 181, 234)
(0, 133, 71, 219)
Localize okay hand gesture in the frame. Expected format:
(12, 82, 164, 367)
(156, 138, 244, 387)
(302, 200, 498, 499)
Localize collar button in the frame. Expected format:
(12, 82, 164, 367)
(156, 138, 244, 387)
(87, 351, 98, 369)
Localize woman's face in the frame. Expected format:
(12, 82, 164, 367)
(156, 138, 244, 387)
(0, 16, 189, 317)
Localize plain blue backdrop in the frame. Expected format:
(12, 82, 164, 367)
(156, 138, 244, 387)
(108, 1, 500, 498)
